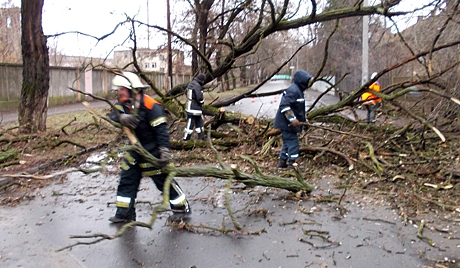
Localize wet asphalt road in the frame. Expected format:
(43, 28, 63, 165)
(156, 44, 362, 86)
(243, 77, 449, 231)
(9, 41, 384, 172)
(0, 101, 111, 126)
(1, 156, 458, 268)
(225, 80, 364, 121)
(1, 81, 458, 267)
(0, 164, 445, 268)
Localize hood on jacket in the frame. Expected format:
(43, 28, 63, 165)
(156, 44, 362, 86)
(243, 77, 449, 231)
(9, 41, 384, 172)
(195, 73, 206, 85)
(293, 70, 312, 90)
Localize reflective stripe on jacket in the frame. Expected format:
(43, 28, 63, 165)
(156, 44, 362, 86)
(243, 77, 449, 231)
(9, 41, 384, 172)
(109, 93, 170, 158)
(185, 78, 204, 115)
(274, 70, 312, 133)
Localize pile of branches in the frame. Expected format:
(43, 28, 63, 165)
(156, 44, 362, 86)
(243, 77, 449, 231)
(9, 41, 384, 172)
(1, 96, 459, 222)
(170, 102, 460, 222)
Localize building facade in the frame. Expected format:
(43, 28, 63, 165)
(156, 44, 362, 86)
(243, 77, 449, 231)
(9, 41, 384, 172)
(113, 48, 189, 75)
(0, 7, 21, 63)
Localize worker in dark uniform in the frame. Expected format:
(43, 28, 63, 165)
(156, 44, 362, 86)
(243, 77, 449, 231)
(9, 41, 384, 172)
(109, 72, 191, 223)
(274, 70, 312, 169)
(183, 73, 206, 141)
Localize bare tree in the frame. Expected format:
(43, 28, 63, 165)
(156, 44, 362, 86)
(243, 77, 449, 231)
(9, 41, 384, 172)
(141, 1, 406, 96)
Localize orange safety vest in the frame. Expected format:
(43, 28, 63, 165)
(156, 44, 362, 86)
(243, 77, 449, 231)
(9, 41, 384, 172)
(361, 82, 382, 105)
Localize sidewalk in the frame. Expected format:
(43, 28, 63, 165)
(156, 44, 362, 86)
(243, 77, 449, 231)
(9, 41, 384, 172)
(0, 100, 112, 126)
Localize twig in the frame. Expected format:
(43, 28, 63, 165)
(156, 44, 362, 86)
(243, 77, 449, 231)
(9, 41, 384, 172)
(300, 122, 370, 139)
(413, 194, 457, 210)
(60, 117, 77, 135)
(299, 229, 341, 249)
(389, 100, 446, 142)
(338, 188, 347, 205)
(361, 217, 396, 225)
(174, 223, 267, 235)
(224, 176, 242, 230)
(2, 167, 103, 180)
(305, 146, 354, 170)
(208, 125, 227, 169)
(53, 140, 86, 151)
(416, 220, 435, 247)
(82, 101, 119, 128)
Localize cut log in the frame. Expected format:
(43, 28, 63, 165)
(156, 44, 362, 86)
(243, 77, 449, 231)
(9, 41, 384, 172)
(246, 115, 255, 125)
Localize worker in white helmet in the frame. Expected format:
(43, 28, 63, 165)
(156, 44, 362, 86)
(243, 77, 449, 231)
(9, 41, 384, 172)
(108, 72, 191, 223)
(361, 72, 382, 124)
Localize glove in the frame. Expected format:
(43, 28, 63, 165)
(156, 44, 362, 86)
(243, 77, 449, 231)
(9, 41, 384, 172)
(303, 120, 310, 132)
(290, 119, 300, 127)
(119, 114, 139, 129)
(158, 147, 172, 167)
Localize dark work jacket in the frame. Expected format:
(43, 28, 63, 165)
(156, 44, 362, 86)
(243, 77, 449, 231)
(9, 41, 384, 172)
(110, 93, 169, 159)
(274, 70, 312, 133)
(185, 77, 204, 116)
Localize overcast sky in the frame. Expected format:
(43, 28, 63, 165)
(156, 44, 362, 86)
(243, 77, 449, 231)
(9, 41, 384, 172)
(3, 0, 178, 57)
(2, 0, 433, 58)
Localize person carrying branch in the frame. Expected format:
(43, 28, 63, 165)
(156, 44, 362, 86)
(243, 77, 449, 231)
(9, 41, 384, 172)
(183, 73, 206, 141)
(108, 71, 191, 223)
(361, 72, 382, 124)
(274, 70, 313, 169)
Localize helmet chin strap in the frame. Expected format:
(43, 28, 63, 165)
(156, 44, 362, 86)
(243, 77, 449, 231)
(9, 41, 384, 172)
(129, 90, 144, 117)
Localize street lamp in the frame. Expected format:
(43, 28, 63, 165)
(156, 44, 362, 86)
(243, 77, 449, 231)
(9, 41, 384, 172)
(362, 0, 369, 84)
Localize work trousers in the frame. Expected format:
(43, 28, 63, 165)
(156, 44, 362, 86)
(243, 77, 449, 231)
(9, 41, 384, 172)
(366, 102, 381, 124)
(115, 154, 187, 218)
(183, 114, 204, 141)
(279, 131, 300, 161)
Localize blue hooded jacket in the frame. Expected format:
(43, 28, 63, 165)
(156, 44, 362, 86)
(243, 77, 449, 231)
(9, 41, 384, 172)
(274, 70, 312, 133)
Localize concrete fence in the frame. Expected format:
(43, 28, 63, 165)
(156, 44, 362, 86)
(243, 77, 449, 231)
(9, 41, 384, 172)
(0, 63, 192, 111)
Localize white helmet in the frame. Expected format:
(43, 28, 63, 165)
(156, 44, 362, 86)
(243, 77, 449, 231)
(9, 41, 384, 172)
(370, 72, 378, 79)
(112, 72, 149, 90)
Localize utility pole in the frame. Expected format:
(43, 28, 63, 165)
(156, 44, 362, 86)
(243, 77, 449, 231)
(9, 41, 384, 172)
(362, 0, 369, 84)
(166, 0, 173, 91)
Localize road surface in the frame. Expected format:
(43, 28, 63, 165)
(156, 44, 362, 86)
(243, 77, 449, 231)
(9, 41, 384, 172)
(225, 80, 365, 121)
(2, 164, 452, 268)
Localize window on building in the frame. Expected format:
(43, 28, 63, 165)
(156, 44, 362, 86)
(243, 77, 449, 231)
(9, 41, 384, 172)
(160, 68, 165, 72)
(6, 17, 12, 28)
(159, 55, 165, 61)
(151, 62, 156, 68)
(145, 63, 150, 68)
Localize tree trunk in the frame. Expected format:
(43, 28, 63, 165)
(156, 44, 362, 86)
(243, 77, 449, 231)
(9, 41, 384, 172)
(18, 0, 49, 133)
(240, 64, 247, 86)
(224, 72, 230, 91)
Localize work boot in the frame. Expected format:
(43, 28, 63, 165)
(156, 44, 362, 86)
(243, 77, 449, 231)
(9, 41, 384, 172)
(168, 200, 192, 223)
(108, 215, 135, 223)
(277, 158, 288, 169)
(109, 207, 136, 223)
